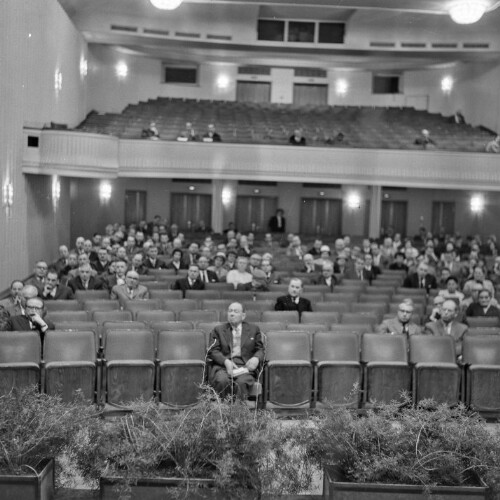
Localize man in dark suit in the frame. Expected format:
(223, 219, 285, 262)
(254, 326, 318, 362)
(41, 269, 75, 300)
(93, 247, 111, 276)
(403, 262, 437, 292)
(424, 299, 468, 359)
(144, 246, 165, 270)
(346, 258, 374, 285)
(268, 208, 286, 233)
(208, 302, 264, 400)
(275, 278, 312, 318)
(197, 256, 219, 283)
(313, 262, 338, 292)
(6, 297, 55, 344)
(171, 264, 205, 298)
(68, 264, 104, 293)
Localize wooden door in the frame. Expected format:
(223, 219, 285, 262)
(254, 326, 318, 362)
(381, 201, 407, 238)
(432, 201, 455, 236)
(170, 193, 212, 232)
(300, 198, 342, 237)
(124, 190, 147, 226)
(236, 196, 278, 233)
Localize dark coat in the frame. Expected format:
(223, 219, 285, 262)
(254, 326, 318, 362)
(275, 295, 313, 317)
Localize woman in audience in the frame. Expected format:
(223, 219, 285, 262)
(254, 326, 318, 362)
(465, 289, 500, 319)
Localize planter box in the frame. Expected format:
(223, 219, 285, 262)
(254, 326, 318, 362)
(323, 466, 488, 500)
(100, 476, 218, 500)
(0, 458, 55, 500)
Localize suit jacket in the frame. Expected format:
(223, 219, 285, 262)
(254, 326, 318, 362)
(268, 215, 286, 233)
(24, 276, 45, 294)
(376, 318, 422, 336)
(263, 272, 281, 286)
(465, 302, 500, 318)
(403, 273, 438, 292)
(110, 283, 150, 302)
(144, 258, 165, 270)
(313, 275, 338, 292)
(198, 269, 219, 283)
(424, 320, 468, 356)
(0, 297, 22, 317)
(41, 285, 75, 300)
(165, 261, 188, 273)
(171, 277, 205, 298)
(93, 259, 110, 275)
(344, 267, 374, 285)
(275, 295, 312, 317)
(68, 276, 103, 293)
(208, 322, 264, 379)
(6, 315, 55, 342)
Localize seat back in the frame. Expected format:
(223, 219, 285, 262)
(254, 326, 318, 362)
(200, 299, 232, 312)
(221, 291, 255, 301)
(104, 329, 155, 361)
(149, 289, 183, 300)
(301, 311, 340, 325)
(178, 310, 219, 323)
(44, 300, 82, 312)
(136, 310, 176, 324)
(254, 321, 287, 333)
(93, 310, 133, 324)
(466, 327, 500, 336)
(83, 300, 120, 313)
(361, 333, 408, 363)
(466, 316, 500, 328)
(266, 330, 311, 361)
(184, 290, 221, 301)
(123, 300, 161, 318)
(241, 300, 275, 312)
(162, 299, 198, 315)
(261, 310, 300, 324)
(150, 321, 194, 332)
(53, 321, 98, 333)
(0, 331, 41, 363)
(44, 330, 96, 362)
(47, 311, 89, 323)
(314, 302, 350, 314)
(409, 335, 456, 364)
(314, 332, 360, 362)
(341, 312, 378, 326)
(157, 330, 206, 360)
(287, 323, 327, 333)
(75, 290, 109, 302)
(463, 336, 500, 365)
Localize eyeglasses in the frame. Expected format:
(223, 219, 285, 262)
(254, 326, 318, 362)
(26, 305, 43, 311)
(398, 309, 413, 314)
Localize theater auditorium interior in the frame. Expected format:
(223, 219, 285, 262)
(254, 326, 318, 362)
(2, 0, 500, 495)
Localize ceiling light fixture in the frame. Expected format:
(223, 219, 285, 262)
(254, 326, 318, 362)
(448, 0, 489, 24)
(150, 0, 183, 10)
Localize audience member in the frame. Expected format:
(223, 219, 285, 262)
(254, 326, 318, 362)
(129, 253, 149, 275)
(424, 300, 467, 358)
(203, 123, 221, 142)
(110, 270, 150, 301)
(389, 252, 408, 272)
(313, 262, 338, 292)
(275, 278, 312, 319)
(177, 121, 198, 142)
(226, 257, 253, 290)
(451, 110, 466, 125)
(438, 276, 464, 305)
(197, 256, 219, 283)
(308, 239, 323, 257)
(465, 289, 500, 319)
(346, 257, 374, 284)
(5, 297, 55, 343)
(0, 280, 25, 315)
(94, 248, 111, 275)
(486, 135, 500, 153)
(68, 264, 104, 292)
(166, 248, 187, 274)
(54, 245, 70, 274)
(268, 208, 286, 234)
(376, 299, 422, 336)
(462, 266, 495, 298)
(144, 246, 165, 270)
(289, 129, 306, 146)
(301, 254, 316, 273)
(24, 260, 48, 294)
(142, 121, 159, 140)
(261, 259, 280, 286)
(183, 242, 200, 267)
(208, 252, 228, 282)
(403, 262, 437, 292)
(171, 264, 205, 297)
(426, 295, 445, 323)
(414, 129, 436, 149)
(208, 302, 264, 400)
(41, 269, 74, 300)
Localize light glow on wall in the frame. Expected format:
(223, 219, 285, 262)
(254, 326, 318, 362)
(449, 0, 489, 24)
(346, 192, 361, 209)
(80, 58, 88, 78)
(222, 187, 232, 206)
(54, 69, 63, 91)
(470, 194, 485, 213)
(335, 78, 348, 96)
(150, 0, 183, 9)
(216, 74, 230, 90)
(52, 175, 61, 211)
(100, 181, 112, 203)
(441, 76, 454, 94)
(116, 61, 128, 79)
(2, 181, 13, 209)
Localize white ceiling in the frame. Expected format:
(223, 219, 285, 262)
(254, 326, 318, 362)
(58, 0, 500, 71)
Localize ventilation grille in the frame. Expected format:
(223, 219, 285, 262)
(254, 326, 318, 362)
(238, 66, 271, 75)
(294, 68, 327, 78)
(175, 32, 201, 38)
(143, 28, 170, 36)
(370, 42, 396, 48)
(110, 24, 138, 32)
(432, 43, 458, 48)
(207, 34, 232, 40)
(303, 183, 342, 188)
(401, 42, 426, 48)
(463, 42, 489, 48)
(173, 178, 212, 184)
(239, 180, 277, 186)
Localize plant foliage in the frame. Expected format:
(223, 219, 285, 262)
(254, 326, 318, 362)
(306, 395, 500, 497)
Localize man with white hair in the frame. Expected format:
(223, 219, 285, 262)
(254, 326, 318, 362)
(376, 299, 422, 336)
(110, 270, 150, 302)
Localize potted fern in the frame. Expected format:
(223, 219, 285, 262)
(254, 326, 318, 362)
(0, 386, 98, 500)
(66, 389, 314, 499)
(306, 396, 500, 499)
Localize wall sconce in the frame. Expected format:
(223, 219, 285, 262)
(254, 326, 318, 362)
(346, 192, 361, 210)
(449, 0, 489, 24)
(441, 76, 453, 94)
(470, 194, 484, 214)
(335, 78, 348, 96)
(100, 181, 112, 203)
(222, 187, 232, 206)
(188, 185, 196, 191)
(54, 69, 63, 92)
(318, 191, 325, 197)
(2, 182, 13, 209)
(116, 61, 128, 79)
(52, 175, 61, 211)
(80, 58, 88, 78)
(150, 0, 183, 10)
(253, 188, 260, 194)
(216, 74, 230, 90)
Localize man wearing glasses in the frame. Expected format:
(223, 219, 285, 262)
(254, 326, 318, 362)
(24, 260, 48, 295)
(6, 297, 54, 342)
(376, 298, 422, 336)
(110, 270, 150, 302)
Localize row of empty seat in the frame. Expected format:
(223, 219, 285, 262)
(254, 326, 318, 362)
(2, 329, 499, 414)
(77, 99, 493, 152)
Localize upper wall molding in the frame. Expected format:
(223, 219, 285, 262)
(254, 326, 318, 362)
(22, 129, 500, 190)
